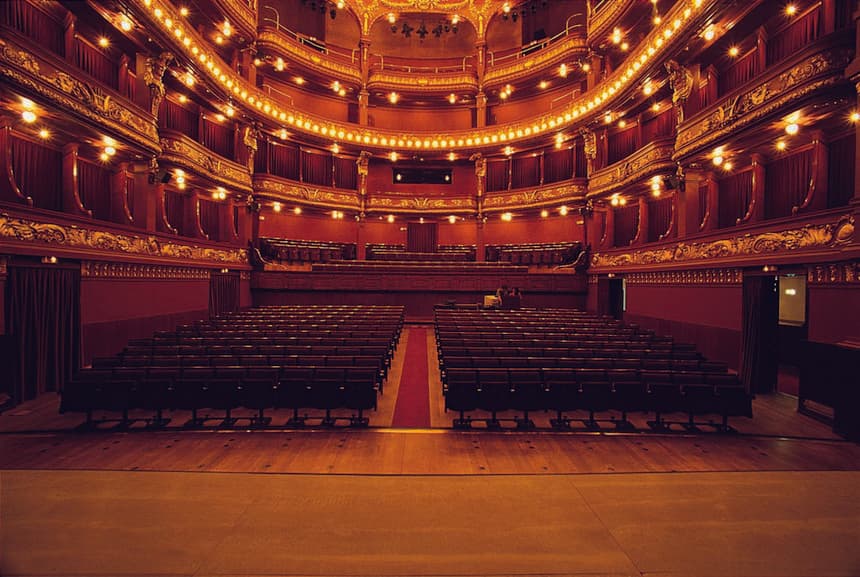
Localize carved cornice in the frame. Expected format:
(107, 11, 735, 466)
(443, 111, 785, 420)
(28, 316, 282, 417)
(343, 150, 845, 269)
(160, 132, 252, 193)
(675, 47, 854, 160)
(808, 260, 860, 285)
(257, 29, 362, 84)
(0, 37, 160, 155)
(0, 212, 248, 265)
(484, 35, 587, 85)
(592, 214, 855, 269)
(588, 139, 675, 196)
(367, 71, 478, 93)
(367, 193, 475, 213)
(81, 261, 211, 280)
(625, 268, 743, 285)
(483, 180, 587, 210)
(253, 176, 361, 209)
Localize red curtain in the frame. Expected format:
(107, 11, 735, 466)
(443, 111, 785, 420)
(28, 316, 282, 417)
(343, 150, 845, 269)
(767, 6, 820, 65)
(828, 134, 855, 208)
(201, 118, 234, 159)
(718, 170, 753, 228)
(209, 272, 240, 317)
(407, 222, 438, 253)
(642, 109, 674, 141)
(719, 49, 759, 96)
(6, 265, 81, 403)
(648, 195, 673, 242)
(333, 156, 357, 190)
(765, 148, 813, 219)
(544, 148, 573, 183)
(301, 150, 332, 186)
(165, 190, 185, 235)
(0, 0, 64, 56)
(160, 99, 198, 139)
(614, 203, 639, 247)
(607, 126, 638, 164)
(268, 142, 300, 179)
(10, 134, 62, 211)
(199, 198, 220, 241)
(486, 159, 509, 191)
(511, 155, 540, 189)
(74, 37, 119, 90)
(78, 159, 111, 221)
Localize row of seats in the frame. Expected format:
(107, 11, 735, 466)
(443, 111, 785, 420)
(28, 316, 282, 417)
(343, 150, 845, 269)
(485, 242, 581, 267)
(62, 365, 380, 428)
(61, 305, 405, 428)
(435, 308, 751, 430)
(259, 238, 357, 264)
(444, 367, 750, 429)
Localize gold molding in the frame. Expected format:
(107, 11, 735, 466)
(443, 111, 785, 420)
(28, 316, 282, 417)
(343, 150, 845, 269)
(213, 0, 256, 40)
(81, 261, 211, 280)
(484, 35, 588, 86)
(588, 139, 675, 195)
(368, 194, 475, 212)
(160, 132, 253, 193)
(588, 0, 634, 47)
(256, 29, 363, 84)
(0, 212, 248, 265)
(675, 48, 853, 160)
(592, 214, 855, 269)
(625, 269, 743, 285)
(0, 37, 160, 155)
(367, 71, 478, 93)
(808, 260, 860, 285)
(483, 181, 587, 210)
(254, 176, 361, 209)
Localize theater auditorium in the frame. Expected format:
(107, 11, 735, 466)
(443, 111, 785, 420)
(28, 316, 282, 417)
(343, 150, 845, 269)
(0, 0, 859, 574)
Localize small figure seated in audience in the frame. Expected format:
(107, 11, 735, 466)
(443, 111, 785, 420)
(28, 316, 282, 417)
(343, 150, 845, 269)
(503, 287, 522, 309)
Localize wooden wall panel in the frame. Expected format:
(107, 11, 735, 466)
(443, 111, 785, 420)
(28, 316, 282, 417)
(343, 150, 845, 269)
(259, 212, 359, 243)
(483, 216, 583, 245)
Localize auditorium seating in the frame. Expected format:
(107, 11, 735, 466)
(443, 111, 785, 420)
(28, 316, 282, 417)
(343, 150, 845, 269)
(485, 242, 582, 267)
(61, 305, 404, 428)
(366, 244, 477, 262)
(435, 307, 752, 431)
(260, 238, 357, 264)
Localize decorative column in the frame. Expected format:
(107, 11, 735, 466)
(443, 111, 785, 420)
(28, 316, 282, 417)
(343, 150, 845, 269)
(472, 152, 486, 261)
(356, 151, 371, 259)
(358, 90, 369, 126)
(142, 52, 173, 117)
(62, 143, 91, 217)
(579, 127, 596, 176)
(665, 59, 693, 127)
(475, 91, 487, 128)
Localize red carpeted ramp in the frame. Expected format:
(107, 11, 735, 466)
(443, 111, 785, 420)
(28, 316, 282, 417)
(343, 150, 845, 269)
(391, 328, 431, 428)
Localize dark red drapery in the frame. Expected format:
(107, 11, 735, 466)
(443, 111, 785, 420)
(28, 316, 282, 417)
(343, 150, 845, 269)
(544, 148, 573, 183)
(607, 126, 638, 164)
(0, 0, 64, 56)
(209, 272, 240, 317)
(333, 156, 357, 190)
(642, 109, 674, 141)
(77, 159, 111, 221)
(164, 190, 185, 235)
(718, 170, 753, 228)
(614, 203, 639, 247)
(201, 118, 234, 159)
(74, 36, 119, 90)
(301, 149, 332, 186)
(511, 155, 540, 189)
(573, 141, 586, 177)
(10, 134, 62, 211)
(647, 195, 673, 242)
(407, 222, 438, 253)
(6, 265, 81, 403)
(767, 6, 820, 65)
(199, 198, 220, 241)
(765, 148, 813, 219)
(719, 48, 759, 96)
(828, 134, 855, 208)
(160, 99, 198, 139)
(486, 159, 509, 191)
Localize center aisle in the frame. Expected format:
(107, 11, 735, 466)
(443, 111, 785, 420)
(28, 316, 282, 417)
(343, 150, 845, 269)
(391, 327, 431, 428)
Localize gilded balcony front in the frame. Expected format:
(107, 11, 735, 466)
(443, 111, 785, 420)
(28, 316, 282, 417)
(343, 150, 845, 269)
(588, 138, 676, 196)
(160, 130, 253, 193)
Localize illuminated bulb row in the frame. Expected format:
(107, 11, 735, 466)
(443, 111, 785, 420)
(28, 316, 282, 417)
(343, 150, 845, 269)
(610, 194, 628, 207)
(331, 210, 345, 219)
(141, 0, 705, 152)
(212, 187, 227, 200)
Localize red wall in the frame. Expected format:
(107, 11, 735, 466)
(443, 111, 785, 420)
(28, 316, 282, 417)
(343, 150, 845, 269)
(367, 107, 474, 132)
(808, 286, 860, 344)
(362, 219, 407, 245)
(81, 277, 210, 362)
(438, 221, 478, 245)
(623, 284, 743, 370)
(366, 162, 475, 197)
(483, 215, 583, 245)
(259, 212, 359, 243)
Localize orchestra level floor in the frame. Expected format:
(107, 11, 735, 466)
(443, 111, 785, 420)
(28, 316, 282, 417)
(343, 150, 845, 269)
(1, 328, 858, 577)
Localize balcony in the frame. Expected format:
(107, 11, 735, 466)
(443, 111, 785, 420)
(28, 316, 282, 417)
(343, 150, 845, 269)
(160, 130, 252, 193)
(588, 138, 676, 197)
(483, 178, 587, 212)
(253, 174, 360, 211)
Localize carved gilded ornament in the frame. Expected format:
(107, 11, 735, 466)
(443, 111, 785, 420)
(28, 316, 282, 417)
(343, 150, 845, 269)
(254, 177, 361, 208)
(367, 71, 478, 92)
(213, 0, 257, 38)
(256, 30, 362, 82)
(0, 38, 160, 154)
(675, 50, 852, 159)
(808, 260, 860, 285)
(592, 215, 854, 268)
(625, 269, 743, 285)
(368, 195, 474, 210)
(588, 141, 676, 195)
(0, 213, 248, 265)
(483, 183, 586, 209)
(588, 0, 633, 45)
(81, 261, 211, 280)
(484, 35, 587, 84)
(160, 135, 252, 192)
(143, 52, 173, 117)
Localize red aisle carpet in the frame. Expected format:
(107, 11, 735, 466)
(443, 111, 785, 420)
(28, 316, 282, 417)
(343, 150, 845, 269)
(391, 328, 431, 428)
